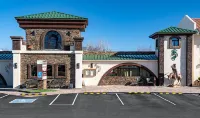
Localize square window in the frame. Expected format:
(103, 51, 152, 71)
(58, 65, 65, 76)
(169, 37, 181, 49)
(47, 65, 53, 76)
(31, 65, 37, 76)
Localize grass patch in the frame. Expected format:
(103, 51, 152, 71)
(26, 89, 57, 93)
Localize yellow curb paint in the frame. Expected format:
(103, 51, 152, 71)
(134, 92, 138, 94)
(128, 92, 132, 94)
(146, 92, 150, 94)
(178, 93, 182, 94)
(29, 93, 32, 96)
(160, 93, 163, 94)
(166, 93, 169, 94)
(140, 92, 144, 94)
(172, 92, 176, 94)
(90, 93, 94, 95)
(84, 93, 88, 94)
(102, 93, 106, 94)
(21, 93, 25, 96)
(96, 93, 100, 94)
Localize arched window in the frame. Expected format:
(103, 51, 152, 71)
(44, 31, 62, 49)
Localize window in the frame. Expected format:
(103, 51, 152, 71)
(44, 31, 62, 49)
(155, 39, 158, 48)
(47, 65, 53, 76)
(58, 65, 65, 76)
(171, 38, 179, 46)
(83, 69, 96, 77)
(169, 37, 181, 49)
(31, 65, 37, 76)
(108, 65, 140, 77)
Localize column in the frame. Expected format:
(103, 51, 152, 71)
(75, 51, 83, 88)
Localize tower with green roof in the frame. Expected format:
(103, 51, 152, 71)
(11, 11, 88, 89)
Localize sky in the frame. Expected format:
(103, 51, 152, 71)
(1, 0, 200, 51)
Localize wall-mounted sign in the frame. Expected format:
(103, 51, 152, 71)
(37, 60, 47, 80)
(171, 49, 178, 61)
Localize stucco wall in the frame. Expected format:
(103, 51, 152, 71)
(82, 60, 158, 86)
(193, 35, 200, 81)
(0, 60, 13, 86)
(178, 15, 196, 30)
(163, 36, 187, 86)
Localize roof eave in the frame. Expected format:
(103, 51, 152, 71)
(149, 32, 197, 39)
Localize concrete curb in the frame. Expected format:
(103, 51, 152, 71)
(20, 93, 47, 96)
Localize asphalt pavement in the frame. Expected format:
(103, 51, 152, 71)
(0, 93, 200, 118)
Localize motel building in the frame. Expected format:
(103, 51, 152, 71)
(0, 11, 200, 89)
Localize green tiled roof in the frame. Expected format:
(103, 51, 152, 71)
(149, 27, 197, 38)
(83, 52, 157, 60)
(15, 11, 87, 20)
(0, 51, 13, 60)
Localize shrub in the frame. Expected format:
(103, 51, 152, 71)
(198, 77, 200, 81)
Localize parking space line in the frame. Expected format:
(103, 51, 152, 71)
(49, 94, 60, 105)
(71, 93, 78, 105)
(0, 94, 9, 99)
(153, 93, 176, 105)
(115, 93, 124, 105)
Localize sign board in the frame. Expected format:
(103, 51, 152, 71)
(37, 60, 47, 80)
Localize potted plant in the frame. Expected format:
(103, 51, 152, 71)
(194, 77, 200, 86)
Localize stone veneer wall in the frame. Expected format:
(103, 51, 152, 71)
(20, 54, 75, 88)
(158, 36, 164, 86)
(186, 35, 193, 86)
(98, 76, 138, 85)
(26, 29, 80, 50)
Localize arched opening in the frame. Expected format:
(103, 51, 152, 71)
(98, 63, 158, 86)
(44, 31, 62, 49)
(0, 74, 7, 88)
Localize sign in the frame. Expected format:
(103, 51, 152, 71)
(37, 72, 42, 79)
(37, 60, 47, 80)
(9, 99, 37, 103)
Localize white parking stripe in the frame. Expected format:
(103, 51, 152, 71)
(153, 93, 176, 105)
(192, 94, 200, 98)
(0, 94, 9, 99)
(71, 93, 79, 105)
(116, 93, 124, 105)
(49, 94, 60, 105)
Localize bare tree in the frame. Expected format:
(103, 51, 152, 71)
(85, 40, 111, 52)
(137, 45, 152, 51)
(0, 48, 11, 51)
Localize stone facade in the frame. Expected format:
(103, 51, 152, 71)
(98, 76, 138, 85)
(186, 35, 193, 86)
(20, 54, 75, 88)
(158, 36, 164, 86)
(26, 29, 81, 50)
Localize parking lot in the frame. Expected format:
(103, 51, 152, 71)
(0, 92, 200, 118)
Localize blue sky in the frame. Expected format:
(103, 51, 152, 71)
(1, 0, 200, 51)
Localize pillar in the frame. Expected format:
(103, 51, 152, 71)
(10, 36, 23, 88)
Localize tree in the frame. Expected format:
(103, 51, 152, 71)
(85, 40, 111, 52)
(137, 45, 152, 51)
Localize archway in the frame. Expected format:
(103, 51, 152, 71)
(0, 74, 7, 87)
(98, 63, 158, 86)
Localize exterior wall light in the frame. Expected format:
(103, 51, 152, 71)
(66, 31, 71, 36)
(77, 63, 80, 69)
(14, 63, 17, 69)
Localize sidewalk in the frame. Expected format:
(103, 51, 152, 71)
(1, 85, 200, 96)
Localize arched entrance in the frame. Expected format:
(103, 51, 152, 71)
(98, 63, 158, 86)
(0, 74, 7, 87)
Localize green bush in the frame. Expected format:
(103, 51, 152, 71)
(198, 77, 200, 81)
